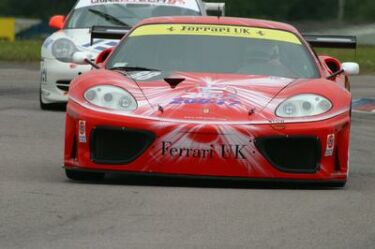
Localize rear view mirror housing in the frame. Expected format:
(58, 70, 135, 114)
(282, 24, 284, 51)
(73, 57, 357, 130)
(204, 2, 225, 16)
(49, 15, 65, 30)
(342, 62, 360, 76)
(72, 52, 91, 65)
(72, 52, 100, 69)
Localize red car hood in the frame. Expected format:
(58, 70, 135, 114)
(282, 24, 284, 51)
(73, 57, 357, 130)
(128, 72, 295, 123)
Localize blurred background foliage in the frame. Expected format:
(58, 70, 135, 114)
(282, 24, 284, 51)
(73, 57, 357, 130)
(0, 0, 374, 22)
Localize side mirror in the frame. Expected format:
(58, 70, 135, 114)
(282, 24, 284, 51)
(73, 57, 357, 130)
(72, 52, 91, 65)
(342, 62, 360, 76)
(72, 52, 100, 69)
(49, 15, 65, 30)
(96, 48, 114, 64)
(204, 2, 225, 16)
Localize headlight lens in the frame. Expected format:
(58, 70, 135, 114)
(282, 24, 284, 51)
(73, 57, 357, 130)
(276, 94, 332, 118)
(84, 85, 137, 111)
(52, 38, 77, 62)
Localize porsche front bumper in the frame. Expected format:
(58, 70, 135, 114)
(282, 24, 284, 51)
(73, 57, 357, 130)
(40, 58, 92, 104)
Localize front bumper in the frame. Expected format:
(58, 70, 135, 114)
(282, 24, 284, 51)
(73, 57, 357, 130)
(64, 101, 351, 182)
(40, 58, 91, 104)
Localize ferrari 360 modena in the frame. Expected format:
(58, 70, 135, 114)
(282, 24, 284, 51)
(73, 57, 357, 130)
(64, 16, 359, 187)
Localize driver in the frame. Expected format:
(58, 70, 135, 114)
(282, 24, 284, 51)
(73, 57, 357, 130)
(237, 41, 284, 75)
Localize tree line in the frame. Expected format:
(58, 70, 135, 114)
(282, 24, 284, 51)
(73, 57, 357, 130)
(0, 0, 374, 22)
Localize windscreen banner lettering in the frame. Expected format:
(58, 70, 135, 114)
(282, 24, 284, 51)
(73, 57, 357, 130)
(75, 0, 199, 11)
(130, 24, 302, 44)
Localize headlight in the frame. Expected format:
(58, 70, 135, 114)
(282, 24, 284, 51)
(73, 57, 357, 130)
(84, 85, 137, 111)
(276, 94, 332, 118)
(52, 38, 77, 62)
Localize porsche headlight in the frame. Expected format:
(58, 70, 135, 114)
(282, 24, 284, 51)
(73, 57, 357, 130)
(84, 85, 137, 111)
(276, 94, 332, 118)
(52, 38, 77, 62)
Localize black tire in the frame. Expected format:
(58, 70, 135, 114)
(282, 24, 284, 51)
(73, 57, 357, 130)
(65, 169, 105, 182)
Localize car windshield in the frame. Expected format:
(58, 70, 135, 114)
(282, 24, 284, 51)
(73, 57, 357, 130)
(65, 3, 201, 29)
(107, 24, 320, 79)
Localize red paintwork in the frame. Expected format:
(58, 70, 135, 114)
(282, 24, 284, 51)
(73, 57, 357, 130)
(95, 48, 114, 64)
(49, 15, 65, 30)
(64, 17, 352, 182)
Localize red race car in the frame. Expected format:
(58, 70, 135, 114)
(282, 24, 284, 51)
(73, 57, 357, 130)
(64, 16, 359, 187)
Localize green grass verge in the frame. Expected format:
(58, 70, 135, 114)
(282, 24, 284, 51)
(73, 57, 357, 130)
(0, 40, 42, 62)
(0, 40, 374, 73)
(317, 45, 375, 74)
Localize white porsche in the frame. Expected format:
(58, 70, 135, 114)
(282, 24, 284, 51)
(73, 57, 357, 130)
(40, 0, 225, 109)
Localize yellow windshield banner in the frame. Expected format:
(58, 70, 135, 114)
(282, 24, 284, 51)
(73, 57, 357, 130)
(130, 24, 302, 45)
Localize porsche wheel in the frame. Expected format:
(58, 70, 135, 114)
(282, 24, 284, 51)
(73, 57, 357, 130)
(65, 169, 105, 181)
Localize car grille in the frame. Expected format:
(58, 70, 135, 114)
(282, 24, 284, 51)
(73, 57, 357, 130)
(255, 136, 321, 173)
(90, 127, 155, 164)
(56, 80, 71, 92)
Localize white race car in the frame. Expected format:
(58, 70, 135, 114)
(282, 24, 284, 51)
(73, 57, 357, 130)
(40, 0, 225, 110)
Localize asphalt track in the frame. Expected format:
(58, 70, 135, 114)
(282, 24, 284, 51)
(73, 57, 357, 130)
(0, 63, 374, 249)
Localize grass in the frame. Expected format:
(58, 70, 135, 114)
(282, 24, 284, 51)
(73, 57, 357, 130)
(0, 40, 42, 62)
(0, 40, 374, 73)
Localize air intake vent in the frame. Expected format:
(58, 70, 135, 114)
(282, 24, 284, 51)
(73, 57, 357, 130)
(91, 127, 155, 164)
(255, 136, 321, 173)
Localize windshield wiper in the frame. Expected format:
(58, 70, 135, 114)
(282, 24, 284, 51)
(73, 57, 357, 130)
(109, 66, 161, 72)
(89, 9, 132, 28)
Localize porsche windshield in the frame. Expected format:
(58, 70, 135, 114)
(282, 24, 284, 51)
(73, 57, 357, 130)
(65, 4, 201, 29)
(107, 24, 320, 79)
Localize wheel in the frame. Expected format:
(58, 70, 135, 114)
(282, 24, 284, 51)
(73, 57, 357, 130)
(65, 169, 105, 181)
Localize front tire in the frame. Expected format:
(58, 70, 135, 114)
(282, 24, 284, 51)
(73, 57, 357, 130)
(65, 169, 105, 182)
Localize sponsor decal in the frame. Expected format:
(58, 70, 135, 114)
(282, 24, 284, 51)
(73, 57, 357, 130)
(269, 119, 285, 124)
(269, 119, 285, 130)
(130, 24, 302, 44)
(78, 120, 87, 143)
(75, 0, 199, 11)
(169, 97, 241, 106)
(130, 71, 162, 81)
(325, 134, 335, 156)
(161, 141, 249, 160)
